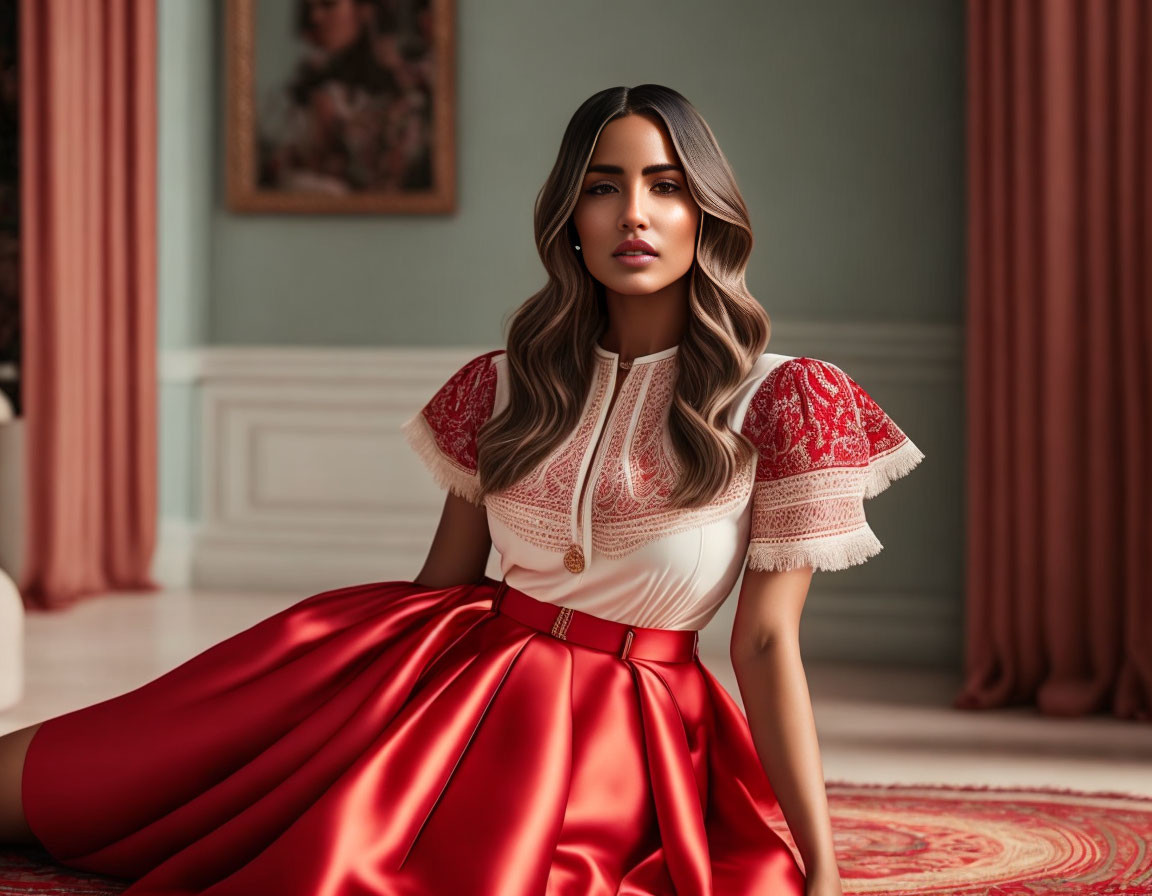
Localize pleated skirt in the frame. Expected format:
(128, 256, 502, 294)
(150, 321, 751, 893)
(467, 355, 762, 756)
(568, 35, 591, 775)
(21, 576, 806, 895)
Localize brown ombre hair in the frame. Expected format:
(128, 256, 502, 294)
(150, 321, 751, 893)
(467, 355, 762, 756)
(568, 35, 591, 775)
(475, 84, 771, 510)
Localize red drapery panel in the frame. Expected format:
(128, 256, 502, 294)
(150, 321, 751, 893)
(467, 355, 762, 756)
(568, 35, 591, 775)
(19, 0, 159, 608)
(959, 0, 1151, 719)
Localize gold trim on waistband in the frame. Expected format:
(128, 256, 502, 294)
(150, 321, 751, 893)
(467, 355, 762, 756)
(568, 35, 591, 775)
(550, 606, 574, 640)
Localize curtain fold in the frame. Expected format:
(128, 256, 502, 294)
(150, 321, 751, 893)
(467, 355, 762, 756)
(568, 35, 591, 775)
(19, 0, 158, 608)
(958, 0, 1151, 719)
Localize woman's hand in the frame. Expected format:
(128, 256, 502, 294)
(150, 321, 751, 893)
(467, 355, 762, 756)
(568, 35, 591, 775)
(805, 863, 844, 896)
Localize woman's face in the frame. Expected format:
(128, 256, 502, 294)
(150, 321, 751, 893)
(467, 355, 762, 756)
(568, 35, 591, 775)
(571, 114, 700, 297)
(303, 0, 362, 52)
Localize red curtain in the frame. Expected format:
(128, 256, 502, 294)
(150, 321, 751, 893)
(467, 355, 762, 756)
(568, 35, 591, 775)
(19, 0, 159, 609)
(958, 0, 1151, 719)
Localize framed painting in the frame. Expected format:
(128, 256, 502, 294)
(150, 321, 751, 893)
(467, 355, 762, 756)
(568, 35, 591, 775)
(225, 0, 456, 214)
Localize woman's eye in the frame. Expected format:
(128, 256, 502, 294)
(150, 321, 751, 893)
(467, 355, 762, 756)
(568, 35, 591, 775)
(586, 181, 682, 195)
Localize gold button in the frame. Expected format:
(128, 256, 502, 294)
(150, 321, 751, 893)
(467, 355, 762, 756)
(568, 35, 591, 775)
(563, 544, 585, 574)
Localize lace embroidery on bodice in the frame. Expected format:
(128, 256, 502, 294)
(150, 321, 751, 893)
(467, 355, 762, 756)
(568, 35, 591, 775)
(589, 357, 753, 554)
(402, 347, 925, 579)
(484, 345, 754, 565)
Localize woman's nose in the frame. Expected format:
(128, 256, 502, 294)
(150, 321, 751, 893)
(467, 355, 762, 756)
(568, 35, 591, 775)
(618, 189, 649, 231)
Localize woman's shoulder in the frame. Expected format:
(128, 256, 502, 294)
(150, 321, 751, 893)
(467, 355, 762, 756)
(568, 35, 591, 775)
(736, 353, 860, 424)
(740, 353, 846, 392)
(726, 352, 804, 429)
(399, 348, 506, 505)
(461, 347, 507, 373)
(432, 348, 507, 406)
(738, 352, 924, 494)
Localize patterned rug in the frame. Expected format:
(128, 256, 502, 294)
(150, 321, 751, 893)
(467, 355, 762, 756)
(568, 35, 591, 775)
(2, 782, 1150, 894)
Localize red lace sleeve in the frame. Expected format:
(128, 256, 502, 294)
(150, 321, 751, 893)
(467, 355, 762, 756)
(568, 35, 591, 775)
(739, 357, 925, 572)
(401, 350, 502, 506)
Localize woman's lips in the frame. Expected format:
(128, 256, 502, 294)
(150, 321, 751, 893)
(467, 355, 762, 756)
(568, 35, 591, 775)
(613, 239, 658, 268)
(615, 253, 657, 268)
(614, 238, 657, 254)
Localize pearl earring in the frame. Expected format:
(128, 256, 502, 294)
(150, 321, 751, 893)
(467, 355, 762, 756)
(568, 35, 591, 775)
(573, 243, 581, 251)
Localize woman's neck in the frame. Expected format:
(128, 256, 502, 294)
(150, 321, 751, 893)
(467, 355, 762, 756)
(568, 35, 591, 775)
(599, 282, 689, 363)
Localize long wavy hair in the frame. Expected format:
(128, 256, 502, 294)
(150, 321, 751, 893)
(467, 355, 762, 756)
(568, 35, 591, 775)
(475, 84, 771, 509)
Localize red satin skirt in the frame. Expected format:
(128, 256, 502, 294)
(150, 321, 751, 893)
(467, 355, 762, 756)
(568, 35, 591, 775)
(22, 577, 806, 895)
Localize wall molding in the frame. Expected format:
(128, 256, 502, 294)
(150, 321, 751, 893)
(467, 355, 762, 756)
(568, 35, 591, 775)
(157, 319, 962, 666)
(159, 321, 960, 386)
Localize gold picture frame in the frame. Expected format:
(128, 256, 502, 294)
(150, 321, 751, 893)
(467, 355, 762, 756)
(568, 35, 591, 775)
(225, 0, 456, 214)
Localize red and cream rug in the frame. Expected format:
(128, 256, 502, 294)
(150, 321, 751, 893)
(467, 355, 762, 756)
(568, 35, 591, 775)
(2, 782, 1150, 894)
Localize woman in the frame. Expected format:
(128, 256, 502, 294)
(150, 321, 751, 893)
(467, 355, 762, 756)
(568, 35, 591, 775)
(0, 84, 923, 895)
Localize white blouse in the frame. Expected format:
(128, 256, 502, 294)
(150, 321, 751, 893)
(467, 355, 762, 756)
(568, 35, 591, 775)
(402, 343, 924, 631)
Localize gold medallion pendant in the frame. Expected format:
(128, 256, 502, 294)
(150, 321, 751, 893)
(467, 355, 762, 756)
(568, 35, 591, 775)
(563, 544, 585, 574)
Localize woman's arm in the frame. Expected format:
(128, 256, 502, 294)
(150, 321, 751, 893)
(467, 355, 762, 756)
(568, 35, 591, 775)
(413, 492, 493, 588)
(729, 566, 843, 893)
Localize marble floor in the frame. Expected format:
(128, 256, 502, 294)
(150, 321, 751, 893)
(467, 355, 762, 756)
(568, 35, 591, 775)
(2, 588, 1150, 799)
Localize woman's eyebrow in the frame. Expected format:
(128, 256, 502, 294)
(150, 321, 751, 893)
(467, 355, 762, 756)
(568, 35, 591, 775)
(585, 163, 684, 175)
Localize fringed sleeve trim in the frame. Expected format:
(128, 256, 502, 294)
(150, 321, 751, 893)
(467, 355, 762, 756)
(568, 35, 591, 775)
(401, 412, 484, 507)
(746, 526, 885, 573)
(863, 437, 926, 500)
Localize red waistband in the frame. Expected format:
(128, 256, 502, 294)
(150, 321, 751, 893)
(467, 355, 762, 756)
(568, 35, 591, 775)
(488, 578, 699, 663)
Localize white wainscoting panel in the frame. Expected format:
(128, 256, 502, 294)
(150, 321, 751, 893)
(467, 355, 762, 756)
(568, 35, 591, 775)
(190, 347, 503, 593)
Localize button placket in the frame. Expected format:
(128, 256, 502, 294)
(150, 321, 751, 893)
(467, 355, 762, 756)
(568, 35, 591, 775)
(567, 357, 626, 574)
(565, 344, 680, 575)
